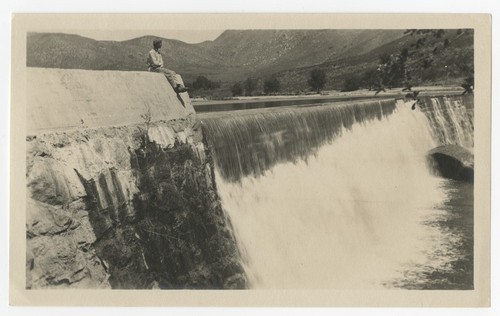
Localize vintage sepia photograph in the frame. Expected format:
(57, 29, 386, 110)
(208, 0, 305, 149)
(9, 13, 491, 307)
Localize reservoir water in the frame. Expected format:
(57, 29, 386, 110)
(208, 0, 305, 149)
(194, 95, 388, 112)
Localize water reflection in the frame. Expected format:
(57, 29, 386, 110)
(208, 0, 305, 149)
(389, 179, 474, 289)
(194, 96, 388, 112)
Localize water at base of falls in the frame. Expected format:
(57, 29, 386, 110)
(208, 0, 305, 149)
(205, 98, 473, 289)
(391, 179, 473, 290)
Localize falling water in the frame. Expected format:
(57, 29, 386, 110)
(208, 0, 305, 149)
(419, 95, 474, 149)
(203, 99, 397, 182)
(201, 96, 473, 289)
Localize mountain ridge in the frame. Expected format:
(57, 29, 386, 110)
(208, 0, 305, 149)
(26, 29, 473, 94)
(27, 30, 405, 82)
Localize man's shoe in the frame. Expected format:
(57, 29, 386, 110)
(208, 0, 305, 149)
(175, 85, 189, 93)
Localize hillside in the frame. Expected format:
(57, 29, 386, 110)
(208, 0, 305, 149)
(26, 30, 404, 82)
(26, 33, 230, 82)
(200, 30, 404, 74)
(274, 29, 474, 92)
(26, 29, 472, 95)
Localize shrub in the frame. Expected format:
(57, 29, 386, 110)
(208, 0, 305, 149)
(263, 76, 281, 95)
(231, 83, 243, 96)
(308, 68, 327, 93)
(341, 76, 360, 92)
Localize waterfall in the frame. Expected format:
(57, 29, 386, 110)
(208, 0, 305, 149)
(202, 96, 474, 289)
(202, 99, 397, 182)
(419, 95, 474, 149)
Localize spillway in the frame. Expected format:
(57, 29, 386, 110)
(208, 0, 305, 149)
(202, 95, 474, 289)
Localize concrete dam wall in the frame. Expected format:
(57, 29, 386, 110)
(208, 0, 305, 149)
(27, 68, 194, 134)
(25, 68, 246, 289)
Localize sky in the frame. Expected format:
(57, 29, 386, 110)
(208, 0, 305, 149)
(71, 29, 225, 43)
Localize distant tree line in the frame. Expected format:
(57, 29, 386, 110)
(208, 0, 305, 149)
(187, 76, 221, 91)
(231, 77, 258, 96)
(231, 76, 282, 96)
(230, 69, 328, 97)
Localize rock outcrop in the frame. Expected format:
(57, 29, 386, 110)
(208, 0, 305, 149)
(26, 116, 247, 289)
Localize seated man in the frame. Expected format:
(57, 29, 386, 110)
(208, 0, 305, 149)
(147, 39, 188, 94)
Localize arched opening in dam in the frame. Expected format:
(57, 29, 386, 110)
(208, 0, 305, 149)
(201, 95, 474, 289)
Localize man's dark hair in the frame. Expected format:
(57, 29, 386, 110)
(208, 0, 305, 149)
(153, 39, 162, 49)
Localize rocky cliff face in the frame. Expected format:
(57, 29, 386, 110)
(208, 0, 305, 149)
(26, 115, 246, 289)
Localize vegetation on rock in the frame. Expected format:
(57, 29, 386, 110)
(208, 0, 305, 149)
(73, 123, 247, 289)
(128, 132, 247, 288)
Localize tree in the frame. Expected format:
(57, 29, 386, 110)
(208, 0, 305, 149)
(461, 76, 474, 95)
(376, 29, 474, 95)
(231, 82, 243, 96)
(362, 69, 378, 91)
(244, 77, 258, 96)
(191, 76, 220, 90)
(308, 68, 327, 93)
(341, 76, 360, 92)
(263, 76, 281, 95)
(376, 50, 408, 90)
